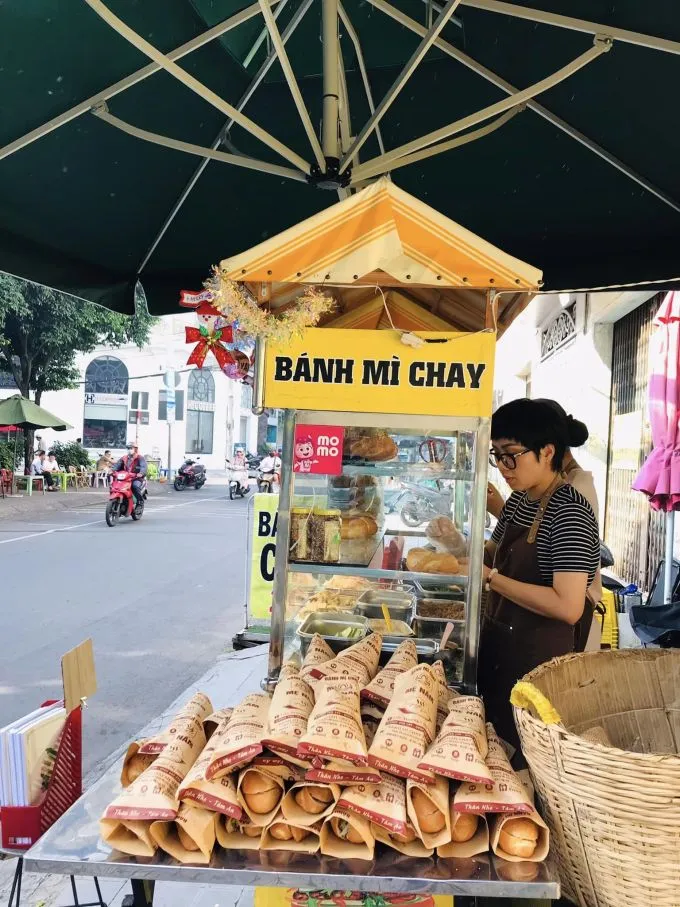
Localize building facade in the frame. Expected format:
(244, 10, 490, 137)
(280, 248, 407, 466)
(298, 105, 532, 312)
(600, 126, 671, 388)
(0, 313, 264, 472)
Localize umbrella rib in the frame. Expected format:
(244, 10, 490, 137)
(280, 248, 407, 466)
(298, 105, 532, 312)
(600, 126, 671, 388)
(0, 0, 282, 163)
(366, 0, 680, 215)
(351, 36, 611, 181)
(92, 105, 307, 182)
(243, 0, 292, 69)
(256, 0, 326, 170)
(462, 1, 680, 56)
(137, 0, 315, 275)
(339, 0, 465, 173)
(355, 107, 523, 180)
(337, 2, 386, 157)
(82, 0, 311, 173)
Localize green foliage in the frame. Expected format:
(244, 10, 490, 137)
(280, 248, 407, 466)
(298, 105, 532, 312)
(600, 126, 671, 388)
(146, 462, 159, 481)
(0, 440, 19, 471)
(49, 440, 92, 468)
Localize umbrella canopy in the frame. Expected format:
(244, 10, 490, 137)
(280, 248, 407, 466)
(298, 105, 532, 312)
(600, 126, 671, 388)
(633, 291, 680, 512)
(0, 395, 73, 432)
(1, 1, 679, 315)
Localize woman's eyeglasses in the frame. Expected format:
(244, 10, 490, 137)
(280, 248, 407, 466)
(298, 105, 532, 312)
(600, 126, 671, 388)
(489, 448, 532, 470)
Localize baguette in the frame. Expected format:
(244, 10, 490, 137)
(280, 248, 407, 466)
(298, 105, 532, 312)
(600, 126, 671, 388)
(341, 515, 378, 540)
(406, 548, 459, 575)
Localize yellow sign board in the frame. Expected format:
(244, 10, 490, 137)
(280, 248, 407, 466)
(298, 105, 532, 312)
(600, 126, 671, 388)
(263, 328, 495, 417)
(254, 888, 454, 907)
(249, 493, 278, 621)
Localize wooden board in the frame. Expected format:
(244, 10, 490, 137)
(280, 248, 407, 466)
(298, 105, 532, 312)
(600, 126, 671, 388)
(61, 639, 97, 714)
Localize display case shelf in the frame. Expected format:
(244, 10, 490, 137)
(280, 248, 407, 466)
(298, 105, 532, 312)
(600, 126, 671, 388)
(288, 561, 469, 587)
(341, 461, 475, 480)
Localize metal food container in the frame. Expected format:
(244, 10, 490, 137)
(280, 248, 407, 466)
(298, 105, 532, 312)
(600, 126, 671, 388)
(355, 588, 415, 620)
(413, 614, 465, 647)
(417, 599, 466, 621)
(297, 612, 368, 655)
(413, 579, 465, 600)
(367, 618, 414, 637)
(379, 637, 439, 662)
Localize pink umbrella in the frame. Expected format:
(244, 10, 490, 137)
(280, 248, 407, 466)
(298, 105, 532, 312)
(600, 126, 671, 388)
(633, 290, 680, 601)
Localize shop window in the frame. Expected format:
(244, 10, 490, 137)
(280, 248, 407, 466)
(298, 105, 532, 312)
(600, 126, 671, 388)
(83, 418, 127, 449)
(158, 390, 185, 421)
(130, 391, 149, 411)
(85, 356, 129, 395)
(540, 304, 577, 361)
(188, 369, 215, 404)
(83, 356, 129, 449)
(186, 369, 215, 454)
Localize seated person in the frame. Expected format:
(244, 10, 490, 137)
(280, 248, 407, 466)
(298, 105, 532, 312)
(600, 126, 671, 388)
(259, 451, 281, 483)
(31, 450, 56, 491)
(96, 450, 114, 472)
(43, 452, 62, 473)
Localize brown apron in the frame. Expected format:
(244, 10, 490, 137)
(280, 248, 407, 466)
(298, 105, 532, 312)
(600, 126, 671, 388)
(478, 478, 592, 753)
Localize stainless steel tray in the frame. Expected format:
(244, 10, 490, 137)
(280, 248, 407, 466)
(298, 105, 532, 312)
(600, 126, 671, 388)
(413, 615, 465, 645)
(381, 637, 439, 656)
(297, 612, 368, 655)
(413, 579, 465, 600)
(355, 588, 415, 620)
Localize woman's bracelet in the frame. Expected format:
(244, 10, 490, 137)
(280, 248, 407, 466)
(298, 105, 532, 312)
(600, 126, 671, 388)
(485, 568, 499, 592)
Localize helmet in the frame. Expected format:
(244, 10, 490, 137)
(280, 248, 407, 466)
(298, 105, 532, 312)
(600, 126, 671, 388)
(127, 441, 138, 451)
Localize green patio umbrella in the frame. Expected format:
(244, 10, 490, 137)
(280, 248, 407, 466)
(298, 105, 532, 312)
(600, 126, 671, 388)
(0, 395, 72, 468)
(0, 0, 679, 315)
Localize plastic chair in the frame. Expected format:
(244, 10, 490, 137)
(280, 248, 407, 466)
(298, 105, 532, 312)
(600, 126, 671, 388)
(0, 468, 13, 497)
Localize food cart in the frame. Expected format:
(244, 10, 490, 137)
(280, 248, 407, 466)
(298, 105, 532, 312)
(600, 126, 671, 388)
(24, 181, 560, 904)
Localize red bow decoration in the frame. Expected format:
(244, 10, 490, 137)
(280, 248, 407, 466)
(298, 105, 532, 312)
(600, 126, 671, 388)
(185, 323, 235, 369)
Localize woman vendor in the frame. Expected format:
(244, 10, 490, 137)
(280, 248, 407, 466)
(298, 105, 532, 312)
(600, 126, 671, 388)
(478, 398, 600, 750)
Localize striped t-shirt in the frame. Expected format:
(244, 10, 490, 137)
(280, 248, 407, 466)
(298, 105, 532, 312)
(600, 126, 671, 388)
(491, 484, 599, 586)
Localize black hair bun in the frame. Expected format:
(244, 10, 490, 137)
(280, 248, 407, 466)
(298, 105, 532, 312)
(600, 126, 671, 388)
(565, 414, 589, 447)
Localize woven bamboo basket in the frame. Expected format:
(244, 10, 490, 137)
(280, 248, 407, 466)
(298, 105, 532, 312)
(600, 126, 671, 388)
(512, 649, 680, 907)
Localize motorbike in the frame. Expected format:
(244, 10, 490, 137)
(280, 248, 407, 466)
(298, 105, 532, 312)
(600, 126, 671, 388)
(105, 470, 148, 527)
(174, 457, 206, 491)
(257, 469, 279, 494)
(228, 472, 250, 499)
(387, 479, 453, 527)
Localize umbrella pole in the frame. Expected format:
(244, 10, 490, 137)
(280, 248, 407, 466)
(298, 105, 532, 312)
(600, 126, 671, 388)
(321, 0, 340, 163)
(663, 511, 675, 605)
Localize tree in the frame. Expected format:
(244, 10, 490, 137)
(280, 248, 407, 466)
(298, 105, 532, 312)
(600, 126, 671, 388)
(0, 274, 156, 464)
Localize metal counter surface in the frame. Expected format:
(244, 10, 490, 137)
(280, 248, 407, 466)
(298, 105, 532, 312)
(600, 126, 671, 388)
(25, 649, 560, 899)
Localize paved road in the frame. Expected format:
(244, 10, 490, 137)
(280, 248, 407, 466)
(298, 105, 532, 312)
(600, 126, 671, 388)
(0, 486, 251, 776)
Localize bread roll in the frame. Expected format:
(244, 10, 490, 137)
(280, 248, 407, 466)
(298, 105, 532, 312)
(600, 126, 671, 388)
(349, 434, 398, 462)
(451, 813, 478, 843)
(391, 825, 417, 845)
(341, 515, 378, 540)
(242, 824, 262, 838)
(410, 788, 446, 834)
(330, 816, 364, 845)
(269, 822, 293, 841)
(177, 827, 199, 852)
(406, 548, 460, 575)
(499, 817, 539, 858)
(406, 548, 432, 572)
(295, 786, 333, 815)
(241, 772, 281, 814)
(126, 754, 154, 784)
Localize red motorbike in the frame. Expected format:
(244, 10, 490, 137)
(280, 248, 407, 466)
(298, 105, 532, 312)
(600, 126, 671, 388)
(105, 470, 148, 527)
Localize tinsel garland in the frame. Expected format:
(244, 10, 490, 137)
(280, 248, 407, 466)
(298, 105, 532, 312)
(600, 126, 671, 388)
(206, 269, 334, 343)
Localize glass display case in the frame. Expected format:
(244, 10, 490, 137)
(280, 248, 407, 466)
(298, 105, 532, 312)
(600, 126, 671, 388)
(266, 409, 490, 694)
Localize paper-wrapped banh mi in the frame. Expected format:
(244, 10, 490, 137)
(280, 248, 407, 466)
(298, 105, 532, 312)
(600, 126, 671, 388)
(237, 763, 286, 826)
(406, 776, 451, 850)
(360, 701, 384, 750)
(320, 806, 375, 860)
(203, 707, 233, 741)
(137, 692, 213, 755)
(431, 660, 457, 731)
(261, 663, 315, 768)
(301, 634, 383, 688)
(454, 725, 533, 815)
(178, 715, 241, 818)
(418, 696, 492, 784)
(281, 780, 340, 827)
(205, 693, 271, 779)
(300, 634, 334, 675)
(298, 677, 369, 766)
(305, 758, 381, 785)
(361, 639, 418, 709)
(437, 787, 489, 859)
(150, 803, 216, 864)
(261, 812, 322, 853)
(120, 741, 156, 788)
(215, 814, 263, 850)
(101, 699, 207, 855)
(340, 772, 432, 857)
(490, 807, 549, 863)
(251, 752, 304, 782)
(368, 664, 437, 783)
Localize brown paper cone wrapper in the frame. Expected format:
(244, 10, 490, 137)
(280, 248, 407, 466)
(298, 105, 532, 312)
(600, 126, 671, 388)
(99, 818, 157, 857)
(371, 823, 433, 857)
(431, 660, 456, 731)
(438, 801, 489, 859)
(178, 721, 242, 819)
(150, 803, 216, 865)
(203, 707, 233, 741)
(454, 725, 533, 815)
(338, 772, 410, 839)
(406, 776, 451, 850)
(206, 692, 271, 779)
(215, 814, 263, 850)
(281, 781, 340, 827)
(102, 701, 208, 842)
(137, 692, 213, 755)
(361, 640, 418, 709)
(418, 696, 491, 784)
(305, 760, 381, 785)
(300, 635, 335, 679)
(262, 664, 315, 768)
(490, 806, 549, 863)
(252, 752, 304, 782)
(236, 765, 286, 827)
(304, 634, 383, 688)
(320, 807, 375, 860)
(368, 664, 437, 783)
(298, 677, 368, 766)
(120, 742, 156, 789)
(261, 813, 322, 853)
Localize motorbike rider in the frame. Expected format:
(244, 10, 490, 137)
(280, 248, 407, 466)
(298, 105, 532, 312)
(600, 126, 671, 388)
(229, 449, 249, 493)
(259, 450, 281, 486)
(112, 441, 147, 505)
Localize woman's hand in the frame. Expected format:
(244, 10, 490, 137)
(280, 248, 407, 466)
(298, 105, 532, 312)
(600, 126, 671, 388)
(487, 482, 505, 519)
